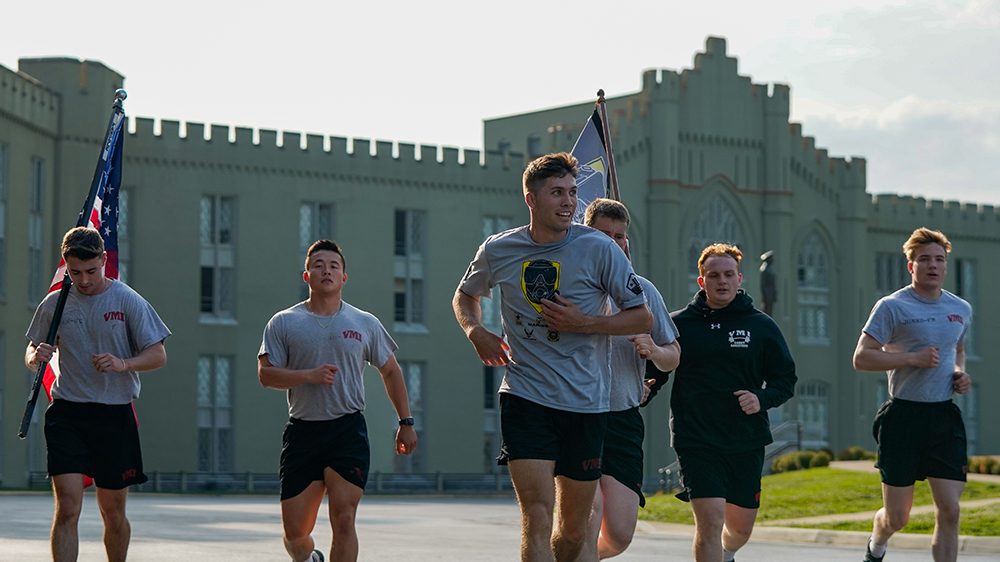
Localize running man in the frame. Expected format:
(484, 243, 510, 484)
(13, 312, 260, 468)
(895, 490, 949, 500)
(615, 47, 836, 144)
(854, 227, 972, 562)
(259, 239, 417, 562)
(578, 197, 681, 560)
(25, 226, 170, 562)
(669, 243, 796, 562)
(453, 153, 651, 561)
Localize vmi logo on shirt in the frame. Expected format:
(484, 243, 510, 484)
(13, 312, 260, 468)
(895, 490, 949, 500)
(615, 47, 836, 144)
(948, 314, 964, 324)
(103, 311, 125, 322)
(521, 259, 560, 315)
(729, 330, 750, 348)
(342, 330, 362, 342)
(626, 273, 643, 296)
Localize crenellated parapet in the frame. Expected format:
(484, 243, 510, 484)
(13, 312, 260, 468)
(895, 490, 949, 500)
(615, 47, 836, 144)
(124, 117, 524, 194)
(0, 64, 59, 135)
(870, 194, 1000, 240)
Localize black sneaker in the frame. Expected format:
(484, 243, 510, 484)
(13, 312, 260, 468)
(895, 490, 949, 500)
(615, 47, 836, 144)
(864, 542, 884, 562)
(311, 549, 325, 562)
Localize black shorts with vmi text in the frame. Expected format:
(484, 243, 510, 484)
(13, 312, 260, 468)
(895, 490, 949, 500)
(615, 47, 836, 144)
(280, 411, 370, 500)
(674, 446, 764, 509)
(497, 393, 607, 481)
(45, 399, 148, 489)
(873, 397, 967, 487)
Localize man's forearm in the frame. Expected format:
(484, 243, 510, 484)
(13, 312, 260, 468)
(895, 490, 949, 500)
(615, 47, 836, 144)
(453, 290, 484, 337)
(853, 348, 912, 372)
(126, 343, 167, 372)
(579, 304, 652, 336)
(649, 340, 681, 372)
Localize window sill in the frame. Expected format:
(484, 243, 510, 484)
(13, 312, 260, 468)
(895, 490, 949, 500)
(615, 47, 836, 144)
(393, 323, 429, 335)
(199, 315, 238, 326)
(797, 337, 831, 347)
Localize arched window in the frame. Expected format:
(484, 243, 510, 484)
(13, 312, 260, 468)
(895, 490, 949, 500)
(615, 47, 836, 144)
(797, 380, 829, 449)
(797, 231, 830, 345)
(687, 197, 744, 295)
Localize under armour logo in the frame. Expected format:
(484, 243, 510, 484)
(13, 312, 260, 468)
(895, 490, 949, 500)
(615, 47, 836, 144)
(710, 323, 721, 330)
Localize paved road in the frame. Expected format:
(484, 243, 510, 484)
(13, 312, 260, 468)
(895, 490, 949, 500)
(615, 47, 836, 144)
(1, 493, 997, 561)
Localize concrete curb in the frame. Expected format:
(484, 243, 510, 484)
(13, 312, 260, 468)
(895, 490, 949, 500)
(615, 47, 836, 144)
(637, 521, 1000, 554)
(764, 498, 1000, 526)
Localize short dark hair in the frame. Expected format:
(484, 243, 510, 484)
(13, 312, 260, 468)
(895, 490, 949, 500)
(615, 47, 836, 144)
(61, 227, 104, 260)
(304, 239, 346, 271)
(522, 152, 578, 193)
(584, 198, 630, 227)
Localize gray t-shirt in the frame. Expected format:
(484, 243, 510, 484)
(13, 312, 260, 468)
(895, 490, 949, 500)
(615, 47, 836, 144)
(26, 280, 171, 405)
(259, 301, 398, 421)
(609, 275, 678, 411)
(862, 286, 972, 402)
(458, 224, 647, 413)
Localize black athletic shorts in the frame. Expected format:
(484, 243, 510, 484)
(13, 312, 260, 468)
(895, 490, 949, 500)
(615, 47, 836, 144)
(44, 399, 148, 489)
(873, 397, 967, 487)
(674, 446, 764, 509)
(280, 411, 370, 500)
(603, 407, 646, 507)
(497, 393, 607, 481)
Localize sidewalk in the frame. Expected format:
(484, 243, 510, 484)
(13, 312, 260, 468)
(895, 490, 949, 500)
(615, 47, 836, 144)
(636, 460, 1000, 554)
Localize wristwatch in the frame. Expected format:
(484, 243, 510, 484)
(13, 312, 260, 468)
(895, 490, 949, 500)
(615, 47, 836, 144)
(398, 417, 415, 426)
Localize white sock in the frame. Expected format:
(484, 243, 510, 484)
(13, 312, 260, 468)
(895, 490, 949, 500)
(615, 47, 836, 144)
(869, 537, 887, 557)
(723, 548, 737, 561)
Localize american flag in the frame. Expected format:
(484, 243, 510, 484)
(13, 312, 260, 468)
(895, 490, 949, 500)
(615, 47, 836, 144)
(42, 116, 124, 399)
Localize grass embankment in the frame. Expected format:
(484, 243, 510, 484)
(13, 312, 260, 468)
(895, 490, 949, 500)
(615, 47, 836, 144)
(641, 467, 1000, 536)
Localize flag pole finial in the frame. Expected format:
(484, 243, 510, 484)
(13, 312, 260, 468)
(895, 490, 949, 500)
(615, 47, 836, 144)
(113, 89, 127, 109)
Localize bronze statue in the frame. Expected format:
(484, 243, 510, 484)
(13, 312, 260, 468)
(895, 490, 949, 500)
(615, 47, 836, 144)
(760, 250, 776, 316)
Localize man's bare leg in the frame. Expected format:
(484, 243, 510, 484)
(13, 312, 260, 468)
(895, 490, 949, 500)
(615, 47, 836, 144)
(552, 475, 599, 561)
(720, 503, 758, 559)
(51, 474, 85, 562)
(281, 481, 326, 561)
(928, 477, 964, 562)
(690, 497, 725, 562)
(509, 459, 557, 562)
(324, 468, 363, 562)
(95, 486, 130, 562)
(594, 476, 638, 559)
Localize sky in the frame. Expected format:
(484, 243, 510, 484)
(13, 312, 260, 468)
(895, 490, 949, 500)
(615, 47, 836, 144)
(3, 0, 998, 204)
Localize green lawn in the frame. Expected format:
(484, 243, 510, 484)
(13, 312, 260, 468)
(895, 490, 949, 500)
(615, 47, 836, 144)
(641, 468, 1000, 531)
(797, 503, 1000, 536)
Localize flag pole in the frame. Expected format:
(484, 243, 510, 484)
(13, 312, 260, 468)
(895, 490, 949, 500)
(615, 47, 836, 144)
(595, 89, 621, 202)
(18, 89, 127, 439)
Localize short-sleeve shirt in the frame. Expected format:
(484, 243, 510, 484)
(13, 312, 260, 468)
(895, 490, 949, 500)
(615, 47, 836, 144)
(458, 224, 647, 413)
(26, 280, 171, 405)
(862, 286, 972, 402)
(259, 301, 398, 421)
(609, 275, 678, 411)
